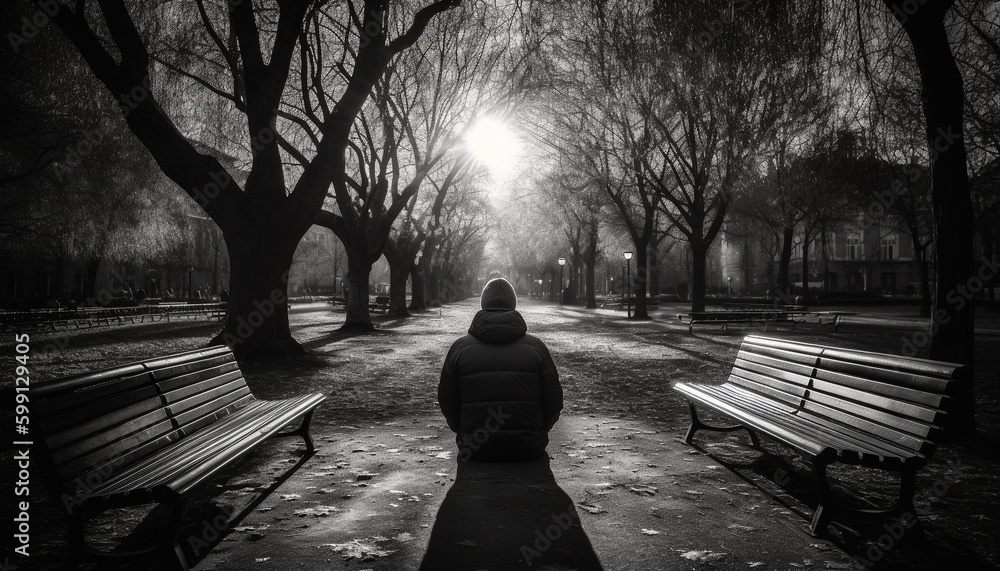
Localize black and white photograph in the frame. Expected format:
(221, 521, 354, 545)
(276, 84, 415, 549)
(1, 0, 998, 569)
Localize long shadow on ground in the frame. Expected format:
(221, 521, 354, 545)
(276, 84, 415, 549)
(419, 457, 604, 570)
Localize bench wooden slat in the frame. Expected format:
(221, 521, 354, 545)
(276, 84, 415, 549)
(812, 367, 950, 408)
(740, 343, 822, 367)
(696, 384, 905, 461)
(154, 361, 241, 393)
(94, 397, 306, 498)
(159, 370, 245, 404)
(43, 385, 161, 435)
(809, 377, 946, 425)
(142, 346, 234, 372)
(733, 358, 813, 388)
(177, 394, 256, 437)
(687, 383, 923, 463)
(149, 353, 238, 384)
(727, 371, 808, 404)
(93, 400, 280, 497)
(737, 350, 818, 378)
(170, 385, 254, 426)
(169, 394, 327, 497)
(797, 399, 936, 454)
(818, 349, 963, 382)
(52, 419, 179, 485)
(674, 382, 828, 457)
(34, 372, 154, 417)
(32, 364, 148, 399)
(45, 400, 166, 452)
(718, 383, 926, 460)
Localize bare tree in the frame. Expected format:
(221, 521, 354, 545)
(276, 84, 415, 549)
(31, 0, 460, 357)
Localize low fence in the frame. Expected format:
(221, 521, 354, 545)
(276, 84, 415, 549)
(0, 303, 227, 333)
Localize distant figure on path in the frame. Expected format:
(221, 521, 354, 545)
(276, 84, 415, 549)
(438, 278, 563, 462)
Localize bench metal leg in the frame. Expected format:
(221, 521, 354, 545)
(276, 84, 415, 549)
(683, 403, 762, 449)
(810, 459, 836, 537)
(810, 462, 921, 538)
(274, 409, 317, 452)
(60, 499, 190, 571)
(164, 498, 190, 571)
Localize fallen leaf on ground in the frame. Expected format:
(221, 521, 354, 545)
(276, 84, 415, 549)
(395, 532, 415, 542)
(629, 485, 658, 496)
(640, 529, 660, 535)
(577, 502, 607, 514)
(293, 505, 341, 517)
(280, 494, 301, 501)
(679, 550, 726, 562)
(457, 539, 478, 547)
(323, 540, 396, 561)
(728, 524, 755, 532)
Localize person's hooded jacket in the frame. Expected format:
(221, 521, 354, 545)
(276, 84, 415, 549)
(438, 308, 562, 461)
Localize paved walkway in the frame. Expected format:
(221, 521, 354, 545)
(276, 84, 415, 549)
(192, 414, 854, 571)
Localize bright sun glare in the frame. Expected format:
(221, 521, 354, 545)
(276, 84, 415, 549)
(463, 117, 522, 178)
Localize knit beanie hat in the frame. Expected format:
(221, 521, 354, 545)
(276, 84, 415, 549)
(480, 278, 517, 310)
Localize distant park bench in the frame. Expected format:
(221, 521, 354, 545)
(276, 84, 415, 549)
(672, 335, 965, 536)
(369, 295, 391, 313)
(680, 307, 853, 333)
(0, 303, 227, 333)
(602, 297, 659, 311)
(34, 346, 326, 570)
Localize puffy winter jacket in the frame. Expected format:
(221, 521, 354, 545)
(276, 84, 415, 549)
(438, 309, 562, 461)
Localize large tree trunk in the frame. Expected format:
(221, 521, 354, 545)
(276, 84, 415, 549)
(383, 241, 411, 317)
(584, 229, 598, 309)
(211, 232, 299, 359)
(631, 241, 650, 319)
(427, 271, 441, 307)
(778, 226, 794, 299)
(388, 261, 410, 317)
(409, 265, 427, 311)
(887, 0, 975, 436)
(648, 235, 661, 300)
(85, 256, 101, 303)
(916, 240, 932, 317)
(800, 227, 811, 307)
(343, 248, 374, 331)
(690, 242, 708, 312)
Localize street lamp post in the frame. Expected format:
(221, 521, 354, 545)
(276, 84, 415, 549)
(623, 251, 633, 318)
(558, 257, 566, 304)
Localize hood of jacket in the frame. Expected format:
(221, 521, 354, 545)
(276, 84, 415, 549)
(468, 309, 527, 344)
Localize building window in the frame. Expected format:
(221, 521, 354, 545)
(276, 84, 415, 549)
(881, 235, 896, 260)
(847, 234, 860, 260)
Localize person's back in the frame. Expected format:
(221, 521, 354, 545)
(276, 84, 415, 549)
(438, 278, 563, 462)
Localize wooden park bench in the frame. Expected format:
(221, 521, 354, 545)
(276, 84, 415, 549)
(369, 295, 391, 313)
(682, 309, 852, 333)
(672, 335, 966, 536)
(33, 346, 327, 570)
